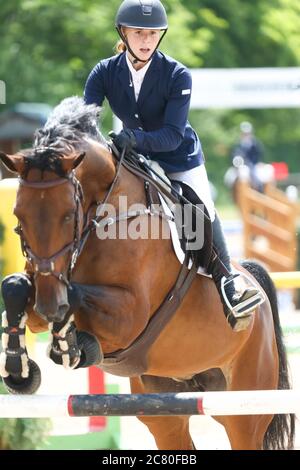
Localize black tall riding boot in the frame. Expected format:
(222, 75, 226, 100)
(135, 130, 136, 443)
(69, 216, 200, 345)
(209, 212, 262, 331)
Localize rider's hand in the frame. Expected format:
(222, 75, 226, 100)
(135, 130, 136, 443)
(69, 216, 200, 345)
(109, 129, 137, 153)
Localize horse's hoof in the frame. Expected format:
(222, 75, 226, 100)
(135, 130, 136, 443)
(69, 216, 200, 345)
(2, 359, 41, 394)
(76, 331, 103, 368)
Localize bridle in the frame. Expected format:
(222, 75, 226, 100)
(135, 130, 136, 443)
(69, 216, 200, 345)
(13, 144, 207, 367)
(15, 172, 84, 287)
(14, 143, 192, 288)
(14, 147, 128, 287)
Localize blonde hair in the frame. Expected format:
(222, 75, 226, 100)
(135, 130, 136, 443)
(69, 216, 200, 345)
(115, 39, 127, 54)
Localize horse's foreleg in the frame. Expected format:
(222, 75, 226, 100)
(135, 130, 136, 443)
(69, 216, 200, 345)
(130, 376, 194, 450)
(48, 312, 81, 369)
(48, 284, 102, 369)
(0, 273, 41, 394)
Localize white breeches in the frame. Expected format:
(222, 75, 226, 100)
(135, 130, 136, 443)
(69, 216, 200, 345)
(167, 164, 216, 222)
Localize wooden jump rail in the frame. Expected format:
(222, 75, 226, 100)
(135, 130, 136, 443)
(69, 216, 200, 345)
(0, 391, 299, 418)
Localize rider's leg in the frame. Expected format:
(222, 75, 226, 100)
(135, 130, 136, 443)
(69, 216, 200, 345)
(167, 164, 263, 331)
(210, 212, 263, 331)
(0, 273, 33, 378)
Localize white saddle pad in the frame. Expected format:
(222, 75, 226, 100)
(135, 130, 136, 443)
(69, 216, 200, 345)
(147, 161, 209, 278)
(158, 195, 209, 277)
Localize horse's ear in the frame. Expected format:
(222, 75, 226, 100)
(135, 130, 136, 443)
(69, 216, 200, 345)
(61, 152, 86, 172)
(0, 151, 25, 174)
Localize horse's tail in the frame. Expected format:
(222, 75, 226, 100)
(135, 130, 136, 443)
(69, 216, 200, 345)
(242, 260, 295, 450)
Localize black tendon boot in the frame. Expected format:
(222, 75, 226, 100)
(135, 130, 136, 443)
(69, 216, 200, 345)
(209, 213, 263, 332)
(0, 273, 41, 393)
(47, 284, 103, 369)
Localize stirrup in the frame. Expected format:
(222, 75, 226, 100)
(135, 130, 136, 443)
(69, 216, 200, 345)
(232, 289, 264, 317)
(220, 273, 265, 318)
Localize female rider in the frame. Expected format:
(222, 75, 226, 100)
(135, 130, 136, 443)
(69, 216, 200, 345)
(84, 0, 263, 331)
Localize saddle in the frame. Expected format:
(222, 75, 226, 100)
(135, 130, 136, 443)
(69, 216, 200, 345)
(119, 149, 213, 272)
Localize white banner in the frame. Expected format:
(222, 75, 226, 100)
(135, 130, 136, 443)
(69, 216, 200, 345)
(190, 67, 300, 109)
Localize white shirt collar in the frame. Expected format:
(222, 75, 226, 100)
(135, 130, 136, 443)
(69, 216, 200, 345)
(126, 54, 152, 101)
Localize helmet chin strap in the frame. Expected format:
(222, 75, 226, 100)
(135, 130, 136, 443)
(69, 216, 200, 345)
(116, 27, 167, 65)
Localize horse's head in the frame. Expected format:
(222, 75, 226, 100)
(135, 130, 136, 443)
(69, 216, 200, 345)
(0, 148, 85, 322)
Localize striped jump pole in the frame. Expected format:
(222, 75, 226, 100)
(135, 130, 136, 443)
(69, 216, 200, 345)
(0, 390, 300, 418)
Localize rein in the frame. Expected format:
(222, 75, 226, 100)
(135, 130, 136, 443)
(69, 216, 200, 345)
(15, 143, 200, 369)
(14, 146, 170, 287)
(76, 147, 173, 261)
(15, 148, 126, 286)
(116, 147, 212, 224)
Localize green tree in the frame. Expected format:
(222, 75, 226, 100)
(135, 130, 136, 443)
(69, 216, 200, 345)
(1, 0, 300, 198)
(2, 0, 299, 103)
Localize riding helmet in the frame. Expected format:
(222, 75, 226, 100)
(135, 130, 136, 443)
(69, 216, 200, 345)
(115, 0, 168, 31)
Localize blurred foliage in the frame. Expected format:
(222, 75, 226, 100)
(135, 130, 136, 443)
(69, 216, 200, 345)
(0, 0, 300, 201)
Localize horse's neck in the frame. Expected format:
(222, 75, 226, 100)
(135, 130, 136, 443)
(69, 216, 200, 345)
(78, 139, 146, 210)
(77, 140, 116, 207)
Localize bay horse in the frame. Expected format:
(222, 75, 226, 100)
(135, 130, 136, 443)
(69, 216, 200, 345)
(0, 97, 295, 450)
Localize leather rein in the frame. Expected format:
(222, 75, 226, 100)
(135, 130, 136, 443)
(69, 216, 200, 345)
(15, 144, 199, 366)
(14, 146, 174, 287)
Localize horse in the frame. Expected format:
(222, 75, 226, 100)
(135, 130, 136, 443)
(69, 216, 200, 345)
(0, 97, 295, 450)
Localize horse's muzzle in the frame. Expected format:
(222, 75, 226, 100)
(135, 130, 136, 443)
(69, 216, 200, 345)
(34, 275, 71, 323)
(34, 302, 70, 323)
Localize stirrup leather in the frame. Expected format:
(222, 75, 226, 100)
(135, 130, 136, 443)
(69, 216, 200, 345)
(220, 273, 265, 318)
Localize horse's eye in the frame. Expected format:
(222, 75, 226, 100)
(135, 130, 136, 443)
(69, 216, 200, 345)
(64, 213, 74, 223)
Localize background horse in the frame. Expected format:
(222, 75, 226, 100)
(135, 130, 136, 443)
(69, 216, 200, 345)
(0, 97, 295, 450)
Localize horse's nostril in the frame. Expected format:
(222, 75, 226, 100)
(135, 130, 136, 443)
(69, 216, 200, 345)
(34, 305, 48, 322)
(42, 304, 70, 323)
(57, 303, 70, 319)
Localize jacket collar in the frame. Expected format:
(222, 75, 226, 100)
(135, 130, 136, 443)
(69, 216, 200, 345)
(117, 51, 162, 106)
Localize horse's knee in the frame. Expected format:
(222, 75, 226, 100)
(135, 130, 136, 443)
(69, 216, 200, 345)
(1, 273, 33, 315)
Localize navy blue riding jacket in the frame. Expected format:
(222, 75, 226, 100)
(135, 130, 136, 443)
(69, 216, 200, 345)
(84, 51, 204, 173)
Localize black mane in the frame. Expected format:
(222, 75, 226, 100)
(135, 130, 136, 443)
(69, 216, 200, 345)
(26, 96, 106, 176)
(23, 147, 68, 177)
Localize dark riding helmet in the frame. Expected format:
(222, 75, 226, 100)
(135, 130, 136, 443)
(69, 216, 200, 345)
(115, 0, 168, 63)
(115, 0, 168, 30)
